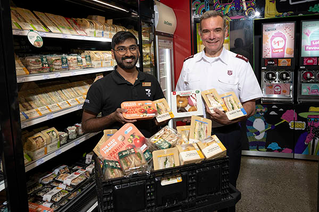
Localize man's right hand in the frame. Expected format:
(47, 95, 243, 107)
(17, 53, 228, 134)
(112, 108, 137, 124)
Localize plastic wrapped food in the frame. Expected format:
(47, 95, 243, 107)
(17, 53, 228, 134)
(102, 160, 123, 180)
(39, 172, 57, 184)
(68, 190, 81, 200)
(22, 55, 50, 74)
(51, 190, 68, 202)
(59, 132, 68, 145)
(27, 183, 43, 195)
(189, 116, 212, 143)
(149, 126, 180, 150)
(67, 54, 81, 70)
(152, 147, 180, 170)
(118, 148, 147, 175)
(36, 187, 51, 197)
(47, 55, 68, 72)
(55, 173, 70, 182)
(67, 126, 77, 140)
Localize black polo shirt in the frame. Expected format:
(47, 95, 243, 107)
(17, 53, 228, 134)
(83, 67, 165, 137)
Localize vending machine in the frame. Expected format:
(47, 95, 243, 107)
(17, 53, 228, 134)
(242, 20, 296, 158)
(294, 19, 319, 159)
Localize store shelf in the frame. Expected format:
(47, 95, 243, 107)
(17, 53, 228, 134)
(21, 104, 83, 129)
(87, 201, 98, 212)
(25, 132, 100, 172)
(17, 67, 113, 83)
(0, 180, 5, 192)
(12, 29, 112, 42)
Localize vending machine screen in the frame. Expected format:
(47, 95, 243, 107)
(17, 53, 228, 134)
(262, 22, 295, 59)
(301, 20, 319, 59)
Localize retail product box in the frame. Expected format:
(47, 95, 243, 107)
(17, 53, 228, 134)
(154, 98, 174, 123)
(201, 88, 227, 113)
(149, 126, 181, 150)
(24, 132, 48, 160)
(197, 135, 227, 160)
(189, 116, 212, 143)
(220, 91, 247, 120)
(29, 202, 54, 212)
(171, 90, 203, 118)
(46, 140, 60, 154)
(176, 143, 204, 165)
(121, 100, 157, 120)
(94, 155, 237, 212)
(25, 147, 45, 161)
(94, 123, 151, 162)
(176, 125, 191, 144)
(152, 147, 180, 170)
(93, 129, 117, 159)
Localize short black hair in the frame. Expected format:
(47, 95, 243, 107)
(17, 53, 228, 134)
(111, 31, 138, 49)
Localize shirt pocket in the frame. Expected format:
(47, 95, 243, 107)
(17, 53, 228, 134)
(185, 72, 202, 90)
(218, 76, 239, 93)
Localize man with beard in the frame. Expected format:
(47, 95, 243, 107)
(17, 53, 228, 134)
(81, 31, 165, 137)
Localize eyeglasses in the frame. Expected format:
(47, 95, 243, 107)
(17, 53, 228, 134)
(308, 118, 319, 123)
(114, 45, 139, 55)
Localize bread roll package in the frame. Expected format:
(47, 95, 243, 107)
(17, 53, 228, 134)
(15, 7, 49, 32)
(176, 143, 204, 165)
(154, 98, 174, 123)
(33, 11, 62, 33)
(197, 135, 226, 160)
(152, 147, 180, 170)
(121, 100, 157, 120)
(176, 125, 191, 144)
(201, 88, 227, 113)
(220, 91, 247, 120)
(189, 116, 212, 143)
(171, 90, 203, 118)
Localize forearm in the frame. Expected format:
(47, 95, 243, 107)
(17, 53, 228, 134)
(82, 113, 116, 133)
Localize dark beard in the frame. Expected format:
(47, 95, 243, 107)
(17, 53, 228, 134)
(115, 56, 138, 70)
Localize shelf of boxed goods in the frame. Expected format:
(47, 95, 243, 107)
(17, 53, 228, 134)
(25, 131, 100, 172)
(12, 29, 112, 42)
(21, 103, 83, 129)
(17, 66, 113, 83)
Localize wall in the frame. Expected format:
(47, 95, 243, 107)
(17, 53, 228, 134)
(159, 0, 192, 87)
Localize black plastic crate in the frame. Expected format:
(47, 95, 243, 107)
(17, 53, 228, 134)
(94, 156, 240, 212)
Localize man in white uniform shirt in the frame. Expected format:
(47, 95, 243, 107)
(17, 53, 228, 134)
(176, 10, 262, 197)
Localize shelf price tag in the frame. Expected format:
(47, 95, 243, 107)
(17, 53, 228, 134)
(36, 158, 44, 166)
(43, 75, 50, 80)
(46, 113, 54, 120)
(54, 72, 61, 78)
(74, 140, 80, 146)
(55, 149, 62, 156)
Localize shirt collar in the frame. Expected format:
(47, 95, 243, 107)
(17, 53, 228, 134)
(112, 66, 145, 85)
(196, 47, 228, 65)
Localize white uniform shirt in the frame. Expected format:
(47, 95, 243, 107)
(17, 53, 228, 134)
(176, 48, 263, 103)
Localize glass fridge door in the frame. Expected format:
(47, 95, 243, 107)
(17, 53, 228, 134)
(142, 21, 156, 76)
(156, 35, 174, 106)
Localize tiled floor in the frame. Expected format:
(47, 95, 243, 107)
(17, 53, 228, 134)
(236, 156, 318, 212)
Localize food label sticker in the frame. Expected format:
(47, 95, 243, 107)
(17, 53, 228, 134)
(27, 30, 43, 48)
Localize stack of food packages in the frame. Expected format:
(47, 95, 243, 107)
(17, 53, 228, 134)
(11, 7, 138, 39)
(27, 154, 95, 211)
(22, 122, 83, 164)
(17, 50, 115, 76)
(19, 80, 91, 121)
(93, 98, 227, 181)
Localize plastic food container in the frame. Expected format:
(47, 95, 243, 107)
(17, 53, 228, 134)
(67, 126, 77, 140)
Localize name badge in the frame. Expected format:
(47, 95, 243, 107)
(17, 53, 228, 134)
(142, 82, 151, 86)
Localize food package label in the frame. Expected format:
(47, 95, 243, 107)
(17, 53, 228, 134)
(25, 147, 45, 161)
(171, 89, 203, 118)
(28, 202, 54, 212)
(176, 143, 204, 165)
(121, 101, 157, 120)
(220, 91, 247, 120)
(154, 98, 174, 123)
(201, 88, 227, 113)
(161, 174, 182, 186)
(197, 135, 227, 159)
(97, 123, 148, 161)
(189, 116, 212, 143)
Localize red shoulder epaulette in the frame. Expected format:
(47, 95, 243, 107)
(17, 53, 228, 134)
(184, 55, 194, 62)
(236, 54, 249, 63)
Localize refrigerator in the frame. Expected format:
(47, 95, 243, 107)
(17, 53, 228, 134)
(154, 1, 177, 105)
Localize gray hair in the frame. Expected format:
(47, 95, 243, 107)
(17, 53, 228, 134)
(199, 10, 227, 31)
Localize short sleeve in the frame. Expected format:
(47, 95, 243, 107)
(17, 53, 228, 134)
(82, 82, 102, 114)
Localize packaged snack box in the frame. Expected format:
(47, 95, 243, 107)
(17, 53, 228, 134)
(220, 91, 247, 120)
(171, 89, 203, 118)
(176, 125, 191, 144)
(102, 159, 123, 180)
(176, 143, 204, 165)
(118, 148, 147, 174)
(152, 147, 180, 170)
(149, 126, 180, 150)
(201, 88, 227, 113)
(121, 100, 157, 120)
(189, 116, 212, 143)
(197, 135, 226, 160)
(154, 98, 174, 123)
(96, 123, 151, 162)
